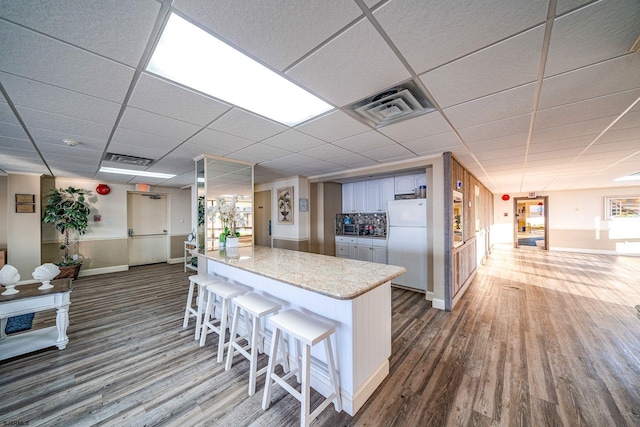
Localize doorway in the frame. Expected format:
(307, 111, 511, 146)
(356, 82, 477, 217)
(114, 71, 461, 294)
(514, 196, 548, 250)
(254, 190, 271, 247)
(127, 193, 169, 266)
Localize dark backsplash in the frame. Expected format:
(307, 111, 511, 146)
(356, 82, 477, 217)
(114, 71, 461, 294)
(336, 213, 387, 237)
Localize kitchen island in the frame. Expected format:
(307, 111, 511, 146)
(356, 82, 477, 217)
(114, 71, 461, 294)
(203, 246, 405, 415)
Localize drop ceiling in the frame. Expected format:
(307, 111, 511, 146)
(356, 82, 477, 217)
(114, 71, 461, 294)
(0, 0, 639, 193)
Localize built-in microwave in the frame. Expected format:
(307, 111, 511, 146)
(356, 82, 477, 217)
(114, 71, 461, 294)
(342, 223, 358, 235)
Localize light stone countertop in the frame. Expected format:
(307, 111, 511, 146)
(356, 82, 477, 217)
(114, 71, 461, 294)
(205, 246, 405, 300)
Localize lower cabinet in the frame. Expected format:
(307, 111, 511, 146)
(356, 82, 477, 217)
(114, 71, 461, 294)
(336, 237, 387, 264)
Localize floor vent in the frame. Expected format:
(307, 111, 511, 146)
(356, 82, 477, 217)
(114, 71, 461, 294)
(348, 81, 435, 128)
(104, 152, 154, 166)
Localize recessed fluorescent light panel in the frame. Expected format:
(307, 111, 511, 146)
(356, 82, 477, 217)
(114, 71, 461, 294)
(147, 13, 333, 126)
(614, 172, 640, 182)
(99, 167, 176, 179)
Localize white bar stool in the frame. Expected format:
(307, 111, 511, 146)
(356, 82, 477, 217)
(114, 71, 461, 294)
(183, 274, 225, 340)
(225, 292, 290, 396)
(262, 309, 342, 427)
(199, 281, 246, 362)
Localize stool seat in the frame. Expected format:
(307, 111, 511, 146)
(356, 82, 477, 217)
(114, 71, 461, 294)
(269, 310, 335, 346)
(183, 274, 226, 340)
(225, 292, 289, 396)
(199, 280, 246, 362)
(262, 309, 342, 427)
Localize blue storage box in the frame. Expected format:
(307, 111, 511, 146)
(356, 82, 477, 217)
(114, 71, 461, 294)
(5, 313, 35, 334)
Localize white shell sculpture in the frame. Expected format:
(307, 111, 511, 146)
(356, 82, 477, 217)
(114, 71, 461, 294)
(0, 264, 21, 295)
(33, 263, 61, 290)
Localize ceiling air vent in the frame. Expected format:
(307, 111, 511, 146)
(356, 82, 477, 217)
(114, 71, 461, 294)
(104, 152, 154, 166)
(348, 81, 435, 128)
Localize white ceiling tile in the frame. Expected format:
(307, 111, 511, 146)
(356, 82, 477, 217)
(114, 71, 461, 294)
(1, 72, 121, 126)
(535, 88, 640, 130)
(171, 142, 231, 159)
(295, 110, 370, 142)
(262, 130, 325, 152)
(444, 83, 536, 129)
(0, 20, 134, 103)
(329, 154, 378, 168)
(208, 109, 287, 142)
(475, 145, 526, 161)
(467, 133, 528, 153)
(374, 0, 547, 74)
(172, 0, 362, 70)
(118, 107, 200, 141)
(527, 146, 583, 161)
(529, 134, 593, 154)
(0, 0, 160, 67)
(458, 114, 531, 143)
(286, 18, 410, 107)
(0, 135, 33, 150)
(333, 131, 395, 152)
(420, 25, 544, 108)
(0, 101, 21, 125)
(111, 127, 183, 151)
(545, 0, 640, 77)
(129, 74, 232, 126)
(106, 142, 170, 161)
(361, 144, 415, 162)
(227, 142, 292, 164)
(401, 131, 462, 155)
(298, 143, 354, 161)
(188, 128, 254, 153)
(17, 107, 113, 141)
(539, 54, 640, 109)
(531, 116, 612, 143)
(0, 123, 30, 141)
(557, 0, 596, 14)
(608, 109, 640, 131)
(378, 112, 451, 143)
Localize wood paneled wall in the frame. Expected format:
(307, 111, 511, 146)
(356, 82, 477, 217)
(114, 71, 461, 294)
(445, 153, 494, 309)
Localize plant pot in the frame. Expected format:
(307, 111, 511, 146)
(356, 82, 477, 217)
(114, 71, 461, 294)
(55, 264, 82, 280)
(225, 237, 239, 248)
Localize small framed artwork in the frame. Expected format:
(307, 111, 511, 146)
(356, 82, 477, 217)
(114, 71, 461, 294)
(15, 194, 36, 213)
(277, 186, 294, 224)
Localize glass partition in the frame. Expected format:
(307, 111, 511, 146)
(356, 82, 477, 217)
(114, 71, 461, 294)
(196, 155, 254, 253)
(453, 190, 463, 247)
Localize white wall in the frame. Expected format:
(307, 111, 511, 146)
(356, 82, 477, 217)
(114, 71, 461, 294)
(491, 186, 640, 255)
(256, 176, 310, 243)
(0, 175, 7, 248)
(46, 178, 191, 244)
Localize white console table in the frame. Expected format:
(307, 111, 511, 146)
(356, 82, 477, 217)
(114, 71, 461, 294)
(0, 278, 72, 360)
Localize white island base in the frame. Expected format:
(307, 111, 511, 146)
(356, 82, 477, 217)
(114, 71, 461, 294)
(206, 247, 402, 416)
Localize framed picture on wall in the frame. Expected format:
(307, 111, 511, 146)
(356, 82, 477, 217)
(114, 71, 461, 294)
(277, 186, 294, 224)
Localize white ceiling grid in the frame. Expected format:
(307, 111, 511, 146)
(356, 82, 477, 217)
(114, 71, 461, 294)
(0, 0, 638, 192)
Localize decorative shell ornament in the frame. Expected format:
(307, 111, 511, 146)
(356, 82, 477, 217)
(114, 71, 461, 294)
(0, 264, 21, 295)
(33, 263, 61, 290)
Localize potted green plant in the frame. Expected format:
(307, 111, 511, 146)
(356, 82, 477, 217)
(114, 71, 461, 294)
(42, 186, 92, 279)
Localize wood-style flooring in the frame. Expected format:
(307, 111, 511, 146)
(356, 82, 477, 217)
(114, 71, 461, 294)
(1, 246, 639, 426)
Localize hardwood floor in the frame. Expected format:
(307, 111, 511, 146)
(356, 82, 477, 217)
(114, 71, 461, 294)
(1, 247, 639, 426)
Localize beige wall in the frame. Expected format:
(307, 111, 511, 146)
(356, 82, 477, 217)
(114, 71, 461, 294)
(0, 175, 7, 248)
(7, 174, 41, 277)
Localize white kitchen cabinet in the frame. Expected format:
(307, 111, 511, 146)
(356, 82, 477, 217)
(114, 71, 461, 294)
(365, 180, 380, 212)
(394, 175, 416, 195)
(394, 174, 426, 196)
(336, 236, 388, 263)
(372, 246, 387, 264)
(354, 181, 367, 213)
(379, 177, 394, 212)
(342, 183, 355, 213)
(356, 244, 372, 261)
(336, 243, 349, 258)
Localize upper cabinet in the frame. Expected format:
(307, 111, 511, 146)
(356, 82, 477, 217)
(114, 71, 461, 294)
(394, 173, 426, 197)
(343, 177, 396, 213)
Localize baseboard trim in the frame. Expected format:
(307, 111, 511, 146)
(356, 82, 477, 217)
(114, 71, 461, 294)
(431, 298, 446, 310)
(167, 257, 183, 265)
(78, 265, 129, 277)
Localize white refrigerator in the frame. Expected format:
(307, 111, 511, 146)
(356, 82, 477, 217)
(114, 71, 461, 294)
(387, 199, 427, 292)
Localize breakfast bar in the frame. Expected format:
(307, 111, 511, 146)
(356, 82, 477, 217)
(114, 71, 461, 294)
(203, 246, 405, 415)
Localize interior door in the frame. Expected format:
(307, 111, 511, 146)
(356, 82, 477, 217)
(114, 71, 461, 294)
(128, 193, 168, 266)
(255, 190, 271, 247)
(514, 196, 548, 250)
